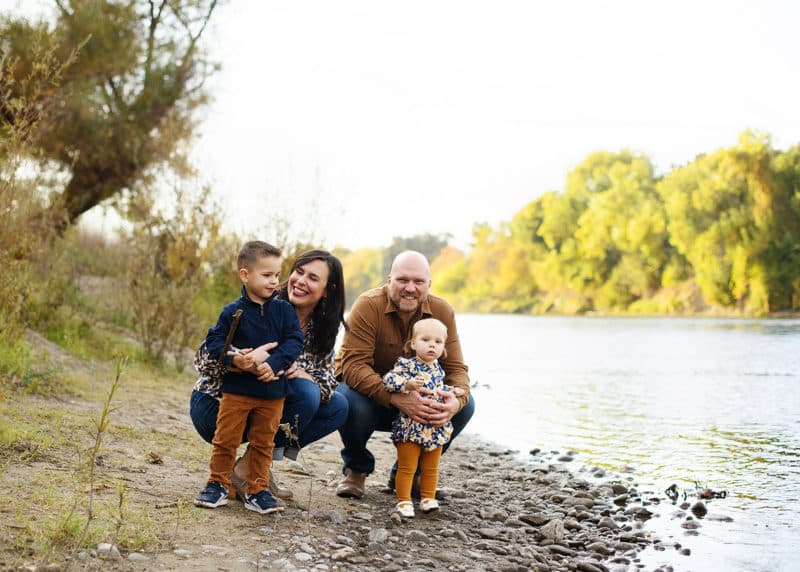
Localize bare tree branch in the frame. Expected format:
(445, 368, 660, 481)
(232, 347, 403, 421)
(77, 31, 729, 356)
(54, 0, 72, 18)
(144, 0, 168, 85)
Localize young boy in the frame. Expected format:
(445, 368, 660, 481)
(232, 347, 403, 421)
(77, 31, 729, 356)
(194, 241, 304, 514)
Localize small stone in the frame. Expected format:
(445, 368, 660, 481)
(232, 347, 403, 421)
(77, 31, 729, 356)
(330, 547, 355, 561)
(625, 506, 653, 520)
(610, 483, 629, 495)
(598, 516, 620, 530)
(539, 519, 565, 542)
(519, 513, 549, 527)
(368, 528, 389, 543)
(480, 507, 506, 521)
(97, 543, 121, 560)
(586, 541, 614, 556)
(707, 514, 734, 522)
(546, 544, 577, 557)
(128, 553, 150, 562)
(564, 496, 594, 508)
(477, 528, 502, 539)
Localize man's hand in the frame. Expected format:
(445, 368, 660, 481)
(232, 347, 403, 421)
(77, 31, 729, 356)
(255, 362, 277, 382)
(431, 390, 460, 426)
(232, 352, 261, 373)
(389, 386, 457, 427)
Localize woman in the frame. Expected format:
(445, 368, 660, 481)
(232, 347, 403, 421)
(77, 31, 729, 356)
(190, 249, 349, 500)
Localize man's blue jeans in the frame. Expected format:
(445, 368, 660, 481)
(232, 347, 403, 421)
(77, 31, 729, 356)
(190, 377, 348, 455)
(336, 383, 476, 475)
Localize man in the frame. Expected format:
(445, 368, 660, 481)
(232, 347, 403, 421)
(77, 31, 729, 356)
(334, 250, 476, 498)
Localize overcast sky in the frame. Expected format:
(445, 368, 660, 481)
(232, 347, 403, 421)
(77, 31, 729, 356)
(196, 0, 800, 250)
(4, 0, 800, 251)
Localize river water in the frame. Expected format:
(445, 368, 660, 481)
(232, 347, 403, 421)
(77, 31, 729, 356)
(456, 315, 800, 572)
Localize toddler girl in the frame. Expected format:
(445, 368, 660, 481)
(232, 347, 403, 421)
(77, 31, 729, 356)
(382, 318, 464, 518)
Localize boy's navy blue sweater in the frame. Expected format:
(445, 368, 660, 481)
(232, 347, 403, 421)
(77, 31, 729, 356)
(205, 287, 304, 400)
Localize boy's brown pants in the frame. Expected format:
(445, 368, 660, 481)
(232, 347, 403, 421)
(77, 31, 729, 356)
(208, 392, 284, 495)
(394, 441, 443, 502)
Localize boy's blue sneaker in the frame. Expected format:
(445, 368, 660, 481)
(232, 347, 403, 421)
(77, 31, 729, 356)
(194, 481, 228, 508)
(245, 489, 283, 514)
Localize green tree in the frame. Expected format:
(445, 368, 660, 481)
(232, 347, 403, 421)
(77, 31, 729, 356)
(1, 0, 219, 230)
(340, 247, 383, 309)
(0, 29, 72, 340)
(382, 233, 450, 277)
(572, 152, 667, 309)
(657, 131, 800, 313)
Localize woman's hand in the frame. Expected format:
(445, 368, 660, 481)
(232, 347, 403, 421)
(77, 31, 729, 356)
(284, 362, 309, 380)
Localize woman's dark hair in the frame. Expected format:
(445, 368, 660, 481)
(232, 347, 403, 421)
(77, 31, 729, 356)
(279, 249, 348, 359)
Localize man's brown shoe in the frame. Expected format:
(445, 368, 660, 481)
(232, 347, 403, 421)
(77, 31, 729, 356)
(336, 468, 366, 499)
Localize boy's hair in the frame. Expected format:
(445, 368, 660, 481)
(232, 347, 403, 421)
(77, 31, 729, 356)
(405, 318, 448, 358)
(237, 241, 282, 270)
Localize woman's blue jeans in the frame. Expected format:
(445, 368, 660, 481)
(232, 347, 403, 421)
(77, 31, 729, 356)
(190, 377, 348, 455)
(336, 383, 476, 475)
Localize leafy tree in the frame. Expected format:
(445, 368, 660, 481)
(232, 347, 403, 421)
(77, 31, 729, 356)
(430, 245, 468, 304)
(572, 152, 666, 309)
(656, 132, 797, 313)
(1, 0, 220, 230)
(0, 30, 72, 340)
(382, 233, 450, 277)
(340, 247, 383, 309)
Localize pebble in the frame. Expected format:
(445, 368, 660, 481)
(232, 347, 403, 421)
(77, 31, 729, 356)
(368, 528, 390, 543)
(539, 519, 565, 542)
(96, 543, 120, 560)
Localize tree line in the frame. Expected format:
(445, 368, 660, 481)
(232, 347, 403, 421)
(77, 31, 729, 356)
(339, 133, 800, 316)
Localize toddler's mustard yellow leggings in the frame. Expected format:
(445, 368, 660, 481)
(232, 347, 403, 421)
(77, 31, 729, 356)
(395, 441, 443, 502)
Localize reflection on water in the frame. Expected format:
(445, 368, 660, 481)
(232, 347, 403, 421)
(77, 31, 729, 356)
(457, 315, 800, 572)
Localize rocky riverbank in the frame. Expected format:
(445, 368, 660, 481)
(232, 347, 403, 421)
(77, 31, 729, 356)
(73, 430, 701, 572)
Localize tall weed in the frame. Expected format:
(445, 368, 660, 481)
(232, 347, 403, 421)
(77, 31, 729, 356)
(123, 184, 227, 365)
